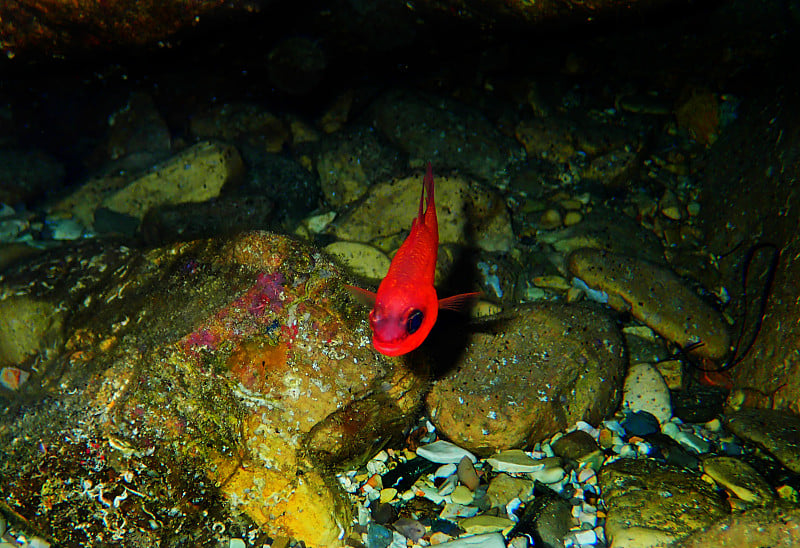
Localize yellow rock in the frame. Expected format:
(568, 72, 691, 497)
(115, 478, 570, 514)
(102, 141, 244, 220)
(533, 275, 571, 291)
(49, 173, 130, 228)
(563, 210, 583, 227)
(209, 454, 350, 548)
(539, 208, 562, 229)
(0, 296, 64, 367)
(568, 248, 730, 360)
(332, 173, 514, 253)
(325, 241, 390, 280)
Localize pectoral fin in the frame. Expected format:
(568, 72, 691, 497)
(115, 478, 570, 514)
(438, 292, 481, 312)
(344, 285, 377, 307)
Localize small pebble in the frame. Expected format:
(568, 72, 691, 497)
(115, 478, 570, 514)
(572, 528, 597, 545)
(450, 484, 475, 505)
(622, 411, 661, 437)
(438, 474, 458, 496)
(486, 449, 542, 473)
(417, 441, 477, 464)
(393, 518, 426, 542)
(673, 431, 711, 454)
(440, 502, 479, 520)
(435, 463, 458, 478)
(435, 532, 507, 548)
(379, 488, 397, 503)
(529, 465, 566, 484)
(460, 515, 515, 534)
(539, 208, 563, 229)
(563, 210, 583, 226)
(458, 455, 480, 491)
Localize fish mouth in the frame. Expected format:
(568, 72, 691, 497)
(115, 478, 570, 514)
(372, 337, 410, 357)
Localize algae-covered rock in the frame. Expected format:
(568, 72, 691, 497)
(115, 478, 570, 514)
(0, 231, 425, 546)
(599, 458, 728, 546)
(567, 247, 730, 360)
(425, 303, 625, 455)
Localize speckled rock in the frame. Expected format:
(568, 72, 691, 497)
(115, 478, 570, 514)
(190, 102, 289, 152)
(485, 473, 535, 508)
(371, 90, 524, 184)
(324, 241, 391, 280)
(567, 248, 730, 360)
(537, 205, 665, 266)
(315, 124, 404, 207)
(425, 303, 625, 455)
(599, 458, 727, 546)
(702, 456, 775, 507)
(331, 170, 515, 255)
(676, 504, 800, 548)
(724, 409, 800, 474)
(623, 362, 672, 424)
(0, 231, 426, 546)
(101, 141, 245, 220)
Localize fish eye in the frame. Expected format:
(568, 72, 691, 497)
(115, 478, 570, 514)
(406, 309, 424, 334)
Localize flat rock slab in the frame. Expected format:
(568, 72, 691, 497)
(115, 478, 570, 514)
(426, 303, 625, 455)
(567, 247, 730, 360)
(599, 458, 727, 546)
(724, 408, 800, 474)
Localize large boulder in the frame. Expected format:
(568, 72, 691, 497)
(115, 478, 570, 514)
(425, 303, 625, 455)
(696, 87, 800, 413)
(0, 231, 426, 546)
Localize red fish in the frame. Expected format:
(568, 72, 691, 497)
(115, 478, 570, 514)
(348, 163, 478, 356)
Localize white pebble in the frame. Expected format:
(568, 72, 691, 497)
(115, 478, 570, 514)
(434, 532, 507, 548)
(486, 449, 543, 473)
(673, 431, 711, 454)
(435, 463, 458, 478)
(529, 465, 565, 484)
(623, 362, 672, 424)
(572, 528, 597, 545)
(417, 441, 477, 464)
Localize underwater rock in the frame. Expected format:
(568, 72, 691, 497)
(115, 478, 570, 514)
(676, 504, 800, 548)
(332, 171, 514, 254)
(622, 362, 672, 424)
(599, 458, 727, 546)
(101, 141, 245, 221)
(324, 241, 391, 281)
(370, 90, 525, 184)
(701, 455, 775, 507)
(425, 303, 625, 455)
(724, 409, 800, 474)
(315, 124, 405, 207)
(0, 231, 426, 546)
(567, 247, 730, 360)
(106, 91, 172, 172)
(696, 88, 800, 415)
(536, 205, 664, 263)
(190, 102, 289, 153)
